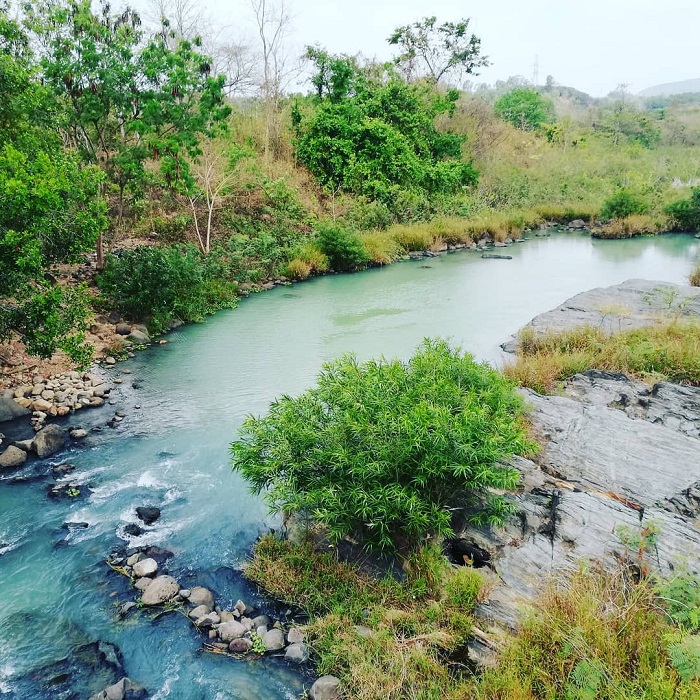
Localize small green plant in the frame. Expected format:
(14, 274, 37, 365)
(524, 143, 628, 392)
(66, 486, 81, 497)
(250, 631, 266, 654)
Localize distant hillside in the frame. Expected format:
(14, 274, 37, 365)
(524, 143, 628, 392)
(639, 78, 700, 97)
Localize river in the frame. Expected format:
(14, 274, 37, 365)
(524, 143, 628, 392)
(1, 232, 698, 699)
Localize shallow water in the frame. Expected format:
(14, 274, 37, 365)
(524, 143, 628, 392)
(1, 233, 698, 699)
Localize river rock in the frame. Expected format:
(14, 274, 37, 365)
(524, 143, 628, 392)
(123, 523, 144, 537)
(115, 323, 131, 335)
(568, 218, 587, 229)
(33, 424, 66, 458)
(132, 558, 158, 578)
(285, 642, 310, 663)
(287, 627, 304, 644)
(126, 553, 143, 567)
(127, 329, 150, 345)
(262, 628, 285, 651)
(135, 506, 161, 525)
(189, 604, 211, 619)
(134, 577, 151, 592)
(89, 676, 146, 700)
(140, 575, 179, 605)
(251, 614, 271, 628)
(187, 586, 214, 609)
(0, 397, 30, 423)
(70, 428, 88, 440)
(229, 637, 253, 654)
(234, 599, 254, 616)
(217, 620, 247, 641)
(309, 675, 341, 700)
(0, 445, 27, 469)
(196, 612, 220, 628)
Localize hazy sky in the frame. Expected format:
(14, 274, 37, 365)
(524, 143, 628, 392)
(203, 0, 698, 96)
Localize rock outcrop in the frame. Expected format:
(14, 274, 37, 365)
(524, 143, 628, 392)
(501, 278, 700, 353)
(467, 280, 700, 660)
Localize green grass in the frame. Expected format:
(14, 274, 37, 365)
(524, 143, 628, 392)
(504, 321, 700, 393)
(245, 536, 484, 700)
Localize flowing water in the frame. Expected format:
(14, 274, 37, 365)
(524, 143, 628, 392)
(1, 232, 699, 699)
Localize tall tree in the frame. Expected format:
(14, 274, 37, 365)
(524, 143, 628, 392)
(388, 16, 488, 86)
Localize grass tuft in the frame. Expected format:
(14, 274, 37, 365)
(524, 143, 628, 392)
(505, 321, 700, 393)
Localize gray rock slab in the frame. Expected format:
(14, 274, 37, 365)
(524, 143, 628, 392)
(502, 279, 700, 352)
(0, 445, 27, 469)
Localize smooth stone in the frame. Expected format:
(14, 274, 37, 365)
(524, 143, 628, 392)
(120, 602, 137, 616)
(126, 329, 150, 345)
(234, 599, 254, 616)
(0, 445, 28, 469)
(33, 424, 66, 458)
(134, 577, 151, 592)
(217, 620, 247, 642)
(189, 604, 212, 620)
(140, 575, 179, 605)
(13, 439, 34, 452)
(132, 558, 157, 578)
(115, 322, 131, 335)
(105, 357, 117, 365)
(287, 627, 304, 644)
(0, 397, 30, 422)
(123, 523, 144, 537)
(126, 553, 144, 566)
(285, 642, 310, 663)
(228, 638, 253, 654)
(251, 614, 271, 628)
(262, 628, 285, 651)
(196, 612, 220, 628)
(187, 586, 214, 609)
(219, 611, 235, 623)
(70, 428, 88, 440)
(309, 675, 341, 700)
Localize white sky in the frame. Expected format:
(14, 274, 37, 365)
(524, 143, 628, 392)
(205, 0, 699, 96)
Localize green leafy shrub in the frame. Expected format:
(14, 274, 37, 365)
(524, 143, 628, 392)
(665, 187, 700, 232)
(494, 88, 555, 131)
(231, 339, 536, 553)
(97, 244, 237, 333)
(600, 189, 651, 219)
(315, 222, 370, 271)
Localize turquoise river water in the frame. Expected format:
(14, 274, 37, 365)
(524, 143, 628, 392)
(1, 232, 699, 699)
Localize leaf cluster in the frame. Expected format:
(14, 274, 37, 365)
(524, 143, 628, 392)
(231, 339, 535, 553)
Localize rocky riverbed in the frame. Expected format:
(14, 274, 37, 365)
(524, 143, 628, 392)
(465, 279, 700, 663)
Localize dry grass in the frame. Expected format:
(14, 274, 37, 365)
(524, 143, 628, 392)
(594, 214, 670, 239)
(690, 262, 700, 287)
(504, 322, 700, 393)
(468, 567, 700, 700)
(359, 230, 403, 264)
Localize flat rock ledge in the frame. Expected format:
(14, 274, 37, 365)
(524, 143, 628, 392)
(501, 278, 700, 353)
(466, 280, 700, 664)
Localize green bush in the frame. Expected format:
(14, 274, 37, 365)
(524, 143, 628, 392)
(97, 245, 237, 333)
(316, 221, 370, 271)
(231, 339, 536, 553)
(665, 187, 700, 232)
(494, 88, 555, 131)
(601, 189, 651, 219)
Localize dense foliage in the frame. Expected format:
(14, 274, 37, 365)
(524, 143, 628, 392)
(231, 339, 535, 552)
(494, 88, 555, 131)
(601, 189, 651, 220)
(0, 4, 106, 362)
(666, 187, 700, 231)
(293, 50, 477, 215)
(97, 245, 238, 333)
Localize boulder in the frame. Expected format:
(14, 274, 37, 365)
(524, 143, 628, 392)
(187, 586, 214, 609)
(135, 506, 161, 525)
(33, 424, 66, 458)
(189, 605, 211, 620)
(0, 397, 30, 422)
(285, 642, 310, 663)
(140, 575, 179, 605)
(217, 620, 247, 642)
(123, 523, 144, 537)
(115, 323, 131, 335)
(287, 627, 304, 644)
(262, 628, 285, 651)
(309, 676, 341, 700)
(70, 428, 88, 440)
(134, 577, 151, 592)
(127, 329, 150, 345)
(0, 445, 27, 469)
(132, 558, 157, 578)
(568, 218, 587, 229)
(89, 677, 146, 700)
